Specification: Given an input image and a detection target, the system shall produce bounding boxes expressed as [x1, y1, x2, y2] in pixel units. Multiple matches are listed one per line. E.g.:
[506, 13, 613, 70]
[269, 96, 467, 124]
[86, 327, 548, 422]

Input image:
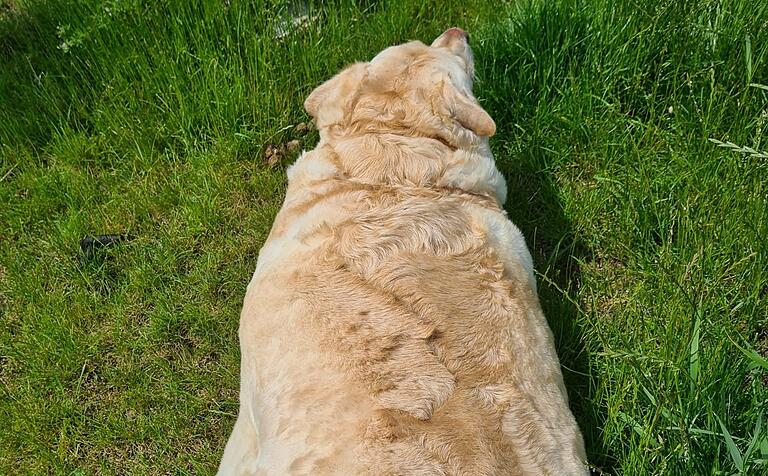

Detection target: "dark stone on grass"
[79, 234, 131, 259]
[264, 139, 303, 168]
[285, 139, 300, 152]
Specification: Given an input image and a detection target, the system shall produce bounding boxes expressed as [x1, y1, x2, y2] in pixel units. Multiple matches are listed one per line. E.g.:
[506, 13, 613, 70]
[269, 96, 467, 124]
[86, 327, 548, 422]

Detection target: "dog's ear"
[440, 77, 496, 137]
[304, 62, 368, 127]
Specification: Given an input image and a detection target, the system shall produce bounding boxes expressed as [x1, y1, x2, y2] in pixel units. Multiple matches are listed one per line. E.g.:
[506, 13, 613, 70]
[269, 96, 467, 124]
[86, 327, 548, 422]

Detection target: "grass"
[1, 0, 766, 473]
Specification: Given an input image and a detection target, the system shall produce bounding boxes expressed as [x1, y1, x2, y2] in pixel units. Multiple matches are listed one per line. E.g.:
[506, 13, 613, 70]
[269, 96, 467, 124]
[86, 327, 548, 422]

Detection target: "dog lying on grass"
[218, 28, 589, 475]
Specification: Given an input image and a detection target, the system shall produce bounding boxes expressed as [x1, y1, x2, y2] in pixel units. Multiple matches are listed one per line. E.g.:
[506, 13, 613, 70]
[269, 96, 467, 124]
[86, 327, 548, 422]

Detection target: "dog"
[218, 28, 589, 475]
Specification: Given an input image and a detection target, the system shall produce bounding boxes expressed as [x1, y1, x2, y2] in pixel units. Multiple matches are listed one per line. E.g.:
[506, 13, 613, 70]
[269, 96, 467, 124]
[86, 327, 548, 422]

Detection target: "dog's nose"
[431, 27, 470, 49]
[444, 27, 469, 43]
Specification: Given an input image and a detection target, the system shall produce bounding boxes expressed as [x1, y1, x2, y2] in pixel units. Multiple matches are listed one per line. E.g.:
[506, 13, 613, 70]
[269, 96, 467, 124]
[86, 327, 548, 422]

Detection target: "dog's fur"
[218, 29, 589, 475]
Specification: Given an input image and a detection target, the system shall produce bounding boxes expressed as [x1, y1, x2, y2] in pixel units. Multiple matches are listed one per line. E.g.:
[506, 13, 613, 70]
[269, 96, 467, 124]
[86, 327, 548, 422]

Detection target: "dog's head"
[305, 28, 495, 147]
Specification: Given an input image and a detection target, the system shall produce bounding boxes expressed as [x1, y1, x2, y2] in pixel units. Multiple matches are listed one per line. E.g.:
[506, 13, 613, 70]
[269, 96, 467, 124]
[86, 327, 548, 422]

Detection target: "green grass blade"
[689, 315, 701, 394]
[729, 337, 768, 371]
[745, 34, 753, 84]
[744, 412, 763, 462]
[716, 414, 745, 472]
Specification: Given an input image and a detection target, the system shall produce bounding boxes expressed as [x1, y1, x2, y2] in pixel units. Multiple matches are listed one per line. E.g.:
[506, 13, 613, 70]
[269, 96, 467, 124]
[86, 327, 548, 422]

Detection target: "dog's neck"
[287, 130, 508, 206]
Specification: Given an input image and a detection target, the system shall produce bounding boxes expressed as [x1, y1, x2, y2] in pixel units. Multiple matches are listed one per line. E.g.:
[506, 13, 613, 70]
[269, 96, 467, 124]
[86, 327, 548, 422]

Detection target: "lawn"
[1, 0, 767, 474]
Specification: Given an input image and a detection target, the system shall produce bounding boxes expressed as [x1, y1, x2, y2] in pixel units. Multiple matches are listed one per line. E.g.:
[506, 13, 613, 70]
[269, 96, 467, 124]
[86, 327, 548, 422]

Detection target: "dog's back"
[219, 31, 588, 475]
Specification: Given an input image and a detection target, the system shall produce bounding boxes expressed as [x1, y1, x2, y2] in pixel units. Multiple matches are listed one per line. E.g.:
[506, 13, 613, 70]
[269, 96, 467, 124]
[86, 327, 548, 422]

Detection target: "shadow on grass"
[500, 157, 611, 473]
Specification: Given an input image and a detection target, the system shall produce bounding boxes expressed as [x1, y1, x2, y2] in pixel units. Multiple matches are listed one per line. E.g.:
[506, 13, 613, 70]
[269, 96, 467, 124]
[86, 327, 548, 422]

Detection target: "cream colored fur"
[218, 29, 589, 475]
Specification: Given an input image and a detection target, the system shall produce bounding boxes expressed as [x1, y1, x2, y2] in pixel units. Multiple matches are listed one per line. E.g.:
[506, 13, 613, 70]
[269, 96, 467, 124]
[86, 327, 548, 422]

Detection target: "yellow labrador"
[218, 28, 589, 475]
